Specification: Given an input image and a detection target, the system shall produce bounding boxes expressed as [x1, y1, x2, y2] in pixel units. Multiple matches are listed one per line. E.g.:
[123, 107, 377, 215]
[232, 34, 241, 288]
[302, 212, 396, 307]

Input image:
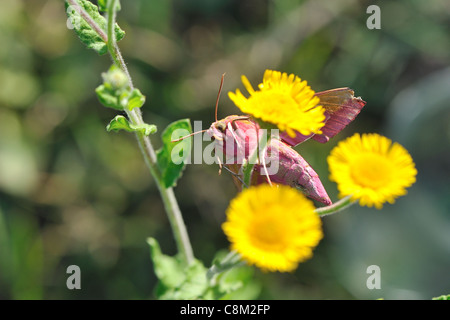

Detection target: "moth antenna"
[215, 73, 226, 123]
[171, 129, 207, 142]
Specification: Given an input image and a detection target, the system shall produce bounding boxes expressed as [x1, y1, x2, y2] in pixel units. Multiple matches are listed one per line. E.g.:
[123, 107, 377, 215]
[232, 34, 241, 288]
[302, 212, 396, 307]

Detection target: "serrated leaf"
[160, 260, 209, 300]
[147, 237, 208, 300]
[156, 119, 192, 188]
[106, 115, 157, 136]
[147, 238, 185, 293]
[205, 250, 261, 300]
[66, 0, 125, 55]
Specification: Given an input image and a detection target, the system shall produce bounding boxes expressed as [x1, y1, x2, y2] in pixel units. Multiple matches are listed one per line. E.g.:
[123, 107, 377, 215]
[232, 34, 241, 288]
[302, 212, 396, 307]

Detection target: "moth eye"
[216, 122, 226, 132]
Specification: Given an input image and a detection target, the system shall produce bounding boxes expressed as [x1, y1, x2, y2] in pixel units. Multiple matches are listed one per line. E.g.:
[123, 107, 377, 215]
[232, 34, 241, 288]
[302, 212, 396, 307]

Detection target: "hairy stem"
[105, 1, 133, 89]
[68, 0, 194, 265]
[105, 0, 193, 265]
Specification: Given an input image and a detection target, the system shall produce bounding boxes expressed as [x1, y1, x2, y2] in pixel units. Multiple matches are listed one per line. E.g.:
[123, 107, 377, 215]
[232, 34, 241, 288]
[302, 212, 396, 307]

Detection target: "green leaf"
[217, 265, 261, 300]
[106, 115, 157, 136]
[96, 66, 146, 111]
[147, 238, 186, 293]
[98, 0, 121, 12]
[66, 0, 125, 55]
[164, 259, 209, 300]
[204, 250, 261, 300]
[95, 84, 121, 110]
[96, 65, 138, 110]
[97, 0, 107, 11]
[122, 88, 146, 111]
[147, 238, 208, 300]
[156, 119, 192, 188]
[432, 294, 450, 300]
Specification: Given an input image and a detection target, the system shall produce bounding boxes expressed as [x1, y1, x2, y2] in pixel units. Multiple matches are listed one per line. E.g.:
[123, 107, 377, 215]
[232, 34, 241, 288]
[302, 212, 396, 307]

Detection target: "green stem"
[104, 0, 194, 265]
[206, 250, 243, 284]
[315, 195, 356, 217]
[105, 0, 133, 88]
[242, 128, 271, 188]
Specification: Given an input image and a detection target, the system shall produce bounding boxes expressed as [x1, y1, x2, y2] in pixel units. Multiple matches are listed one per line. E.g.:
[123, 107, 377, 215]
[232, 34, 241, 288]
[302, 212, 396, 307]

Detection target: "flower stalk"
[206, 250, 243, 284]
[242, 126, 272, 188]
[315, 195, 356, 217]
[70, 0, 194, 265]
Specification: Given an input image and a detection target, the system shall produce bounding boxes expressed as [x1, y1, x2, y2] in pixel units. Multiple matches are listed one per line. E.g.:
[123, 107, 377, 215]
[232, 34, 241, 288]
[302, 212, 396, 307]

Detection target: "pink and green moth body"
[206, 87, 365, 206]
[206, 115, 332, 205]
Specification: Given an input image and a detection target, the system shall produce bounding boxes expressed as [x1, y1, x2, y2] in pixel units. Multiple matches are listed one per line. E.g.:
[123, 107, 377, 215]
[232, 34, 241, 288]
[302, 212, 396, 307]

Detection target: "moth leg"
[227, 122, 242, 149]
[259, 146, 273, 187]
[216, 155, 223, 175]
[222, 165, 248, 188]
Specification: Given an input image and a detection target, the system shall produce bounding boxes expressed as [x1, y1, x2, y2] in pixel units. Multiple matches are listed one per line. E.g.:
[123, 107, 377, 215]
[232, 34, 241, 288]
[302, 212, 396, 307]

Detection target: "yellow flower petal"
[327, 133, 417, 209]
[228, 70, 326, 136]
[222, 184, 323, 272]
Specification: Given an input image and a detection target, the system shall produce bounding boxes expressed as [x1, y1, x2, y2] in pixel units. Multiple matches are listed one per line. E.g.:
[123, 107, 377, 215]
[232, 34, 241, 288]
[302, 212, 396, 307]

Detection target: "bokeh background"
[0, 0, 449, 300]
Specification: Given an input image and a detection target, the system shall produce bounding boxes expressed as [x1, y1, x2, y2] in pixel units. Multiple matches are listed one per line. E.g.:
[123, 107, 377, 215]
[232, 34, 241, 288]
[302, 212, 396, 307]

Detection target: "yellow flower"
[228, 70, 326, 137]
[222, 184, 323, 272]
[328, 133, 417, 209]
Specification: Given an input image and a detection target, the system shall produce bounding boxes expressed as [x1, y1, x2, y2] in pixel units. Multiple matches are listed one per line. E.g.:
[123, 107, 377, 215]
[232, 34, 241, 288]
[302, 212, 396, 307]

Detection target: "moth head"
[215, 120, 227, 132]
[206, 120, 227, 141]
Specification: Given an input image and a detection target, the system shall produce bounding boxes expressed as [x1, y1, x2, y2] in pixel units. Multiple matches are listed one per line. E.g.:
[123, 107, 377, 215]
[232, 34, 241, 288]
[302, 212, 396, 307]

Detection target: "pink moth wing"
[281, 88, 366, 146]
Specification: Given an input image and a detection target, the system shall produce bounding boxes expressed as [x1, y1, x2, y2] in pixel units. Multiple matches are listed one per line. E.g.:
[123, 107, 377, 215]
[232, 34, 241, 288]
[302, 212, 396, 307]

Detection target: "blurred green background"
[0, 0, 449, 300]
